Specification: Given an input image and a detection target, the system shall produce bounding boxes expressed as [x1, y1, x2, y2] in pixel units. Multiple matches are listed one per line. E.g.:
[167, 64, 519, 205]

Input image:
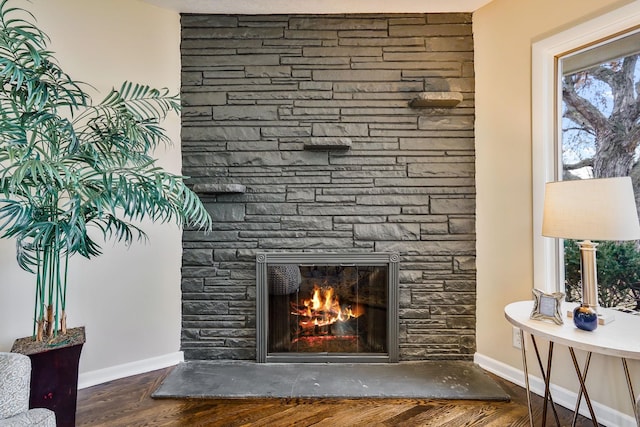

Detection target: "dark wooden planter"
[11, 327, 86, 427]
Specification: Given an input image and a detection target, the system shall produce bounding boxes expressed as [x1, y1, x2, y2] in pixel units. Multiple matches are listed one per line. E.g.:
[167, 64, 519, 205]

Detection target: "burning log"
[291, 285, 364, 332]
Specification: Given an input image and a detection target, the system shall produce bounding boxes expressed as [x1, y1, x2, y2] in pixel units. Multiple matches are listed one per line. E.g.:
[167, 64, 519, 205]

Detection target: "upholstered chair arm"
[0, 353, 30, 420]
[0, 352, 56, 426]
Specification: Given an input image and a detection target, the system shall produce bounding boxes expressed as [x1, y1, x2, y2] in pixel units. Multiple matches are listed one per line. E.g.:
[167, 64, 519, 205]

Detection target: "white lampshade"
[542, 177, 640, 241]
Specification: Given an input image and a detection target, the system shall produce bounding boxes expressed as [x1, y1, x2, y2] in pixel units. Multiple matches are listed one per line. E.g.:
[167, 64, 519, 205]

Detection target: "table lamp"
[542, 177, 640, 331]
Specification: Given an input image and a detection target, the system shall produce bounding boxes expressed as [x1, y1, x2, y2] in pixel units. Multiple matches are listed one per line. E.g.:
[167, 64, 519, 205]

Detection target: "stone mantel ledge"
[304, 137, 352, 151]
[193, 183, 246, 194]
[409, 92, 464, 108]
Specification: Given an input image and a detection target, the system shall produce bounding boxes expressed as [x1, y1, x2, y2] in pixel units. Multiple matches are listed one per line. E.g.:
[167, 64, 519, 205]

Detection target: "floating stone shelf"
[304, 137, 352, 151]
[409, 92, 463, 108]
[193, 183, 246, 194]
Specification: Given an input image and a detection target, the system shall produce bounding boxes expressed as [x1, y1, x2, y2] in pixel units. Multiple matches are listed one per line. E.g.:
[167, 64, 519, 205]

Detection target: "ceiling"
[142, 0, 494, 14]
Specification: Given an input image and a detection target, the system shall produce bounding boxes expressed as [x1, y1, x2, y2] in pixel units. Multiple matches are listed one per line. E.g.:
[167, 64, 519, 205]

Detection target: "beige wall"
[474, 0, 639, 420]
[0, 0, 182, 377]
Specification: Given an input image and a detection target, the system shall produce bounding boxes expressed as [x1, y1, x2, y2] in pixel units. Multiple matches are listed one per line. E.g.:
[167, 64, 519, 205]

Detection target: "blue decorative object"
[573, 304, 598, 331]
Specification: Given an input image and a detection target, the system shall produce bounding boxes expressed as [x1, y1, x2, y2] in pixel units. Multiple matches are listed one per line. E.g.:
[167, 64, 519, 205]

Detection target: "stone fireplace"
[180, 13, 476, 363]
[256, 252, 399, 363]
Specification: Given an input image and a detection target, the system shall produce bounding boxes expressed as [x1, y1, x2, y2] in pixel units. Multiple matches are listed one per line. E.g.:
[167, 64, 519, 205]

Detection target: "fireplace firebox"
[256, 252, 399, 363]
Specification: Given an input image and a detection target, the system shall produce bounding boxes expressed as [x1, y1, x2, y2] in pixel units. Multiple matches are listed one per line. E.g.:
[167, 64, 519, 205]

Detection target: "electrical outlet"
[512, 326, 522, 349]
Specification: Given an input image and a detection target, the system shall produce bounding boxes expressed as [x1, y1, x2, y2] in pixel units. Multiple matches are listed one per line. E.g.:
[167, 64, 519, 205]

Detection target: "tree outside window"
[561, 36, 640, 308]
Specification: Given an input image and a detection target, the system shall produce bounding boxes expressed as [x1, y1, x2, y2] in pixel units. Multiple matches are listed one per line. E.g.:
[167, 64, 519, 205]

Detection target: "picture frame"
[530, 288, 564, 325]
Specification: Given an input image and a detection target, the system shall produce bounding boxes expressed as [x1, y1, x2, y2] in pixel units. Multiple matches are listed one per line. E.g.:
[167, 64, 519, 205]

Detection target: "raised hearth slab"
[152, 361, 510, 401]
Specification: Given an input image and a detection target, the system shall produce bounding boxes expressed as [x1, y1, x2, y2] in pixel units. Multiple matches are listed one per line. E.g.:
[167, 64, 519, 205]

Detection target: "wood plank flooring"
[76, 366, 600, 426]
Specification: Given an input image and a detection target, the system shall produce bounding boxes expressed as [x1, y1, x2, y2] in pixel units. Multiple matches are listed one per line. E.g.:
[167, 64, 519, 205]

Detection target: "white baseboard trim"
[78, 351, 184, 390]
[474, 352, 637, 427]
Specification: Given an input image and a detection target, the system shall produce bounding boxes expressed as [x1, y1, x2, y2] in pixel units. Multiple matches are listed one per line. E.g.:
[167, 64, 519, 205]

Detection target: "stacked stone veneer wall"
[180, 13, 476, 361]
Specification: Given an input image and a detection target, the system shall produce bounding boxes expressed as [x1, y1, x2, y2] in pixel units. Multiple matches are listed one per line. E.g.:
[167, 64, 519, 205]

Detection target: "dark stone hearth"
[152, 361, 509, 400]
[180, 13, 476, 362]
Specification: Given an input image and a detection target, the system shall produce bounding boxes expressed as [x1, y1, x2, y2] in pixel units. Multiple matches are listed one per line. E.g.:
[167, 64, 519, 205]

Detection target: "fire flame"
[292, 285, 363, 329]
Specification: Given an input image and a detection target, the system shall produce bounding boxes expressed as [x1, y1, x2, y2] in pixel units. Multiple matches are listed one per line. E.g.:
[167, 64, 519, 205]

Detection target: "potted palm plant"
[0, 1, 211, 425]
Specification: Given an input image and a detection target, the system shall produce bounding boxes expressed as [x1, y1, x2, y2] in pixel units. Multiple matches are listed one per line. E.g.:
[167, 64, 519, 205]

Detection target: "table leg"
[541, 342, 554, 427]
[520, 329, 534, 427]
[621, 358, 638, 426]
[568, 347, 598, 426]
[570, 351, 591, 427]
[531, 336, 562, 426]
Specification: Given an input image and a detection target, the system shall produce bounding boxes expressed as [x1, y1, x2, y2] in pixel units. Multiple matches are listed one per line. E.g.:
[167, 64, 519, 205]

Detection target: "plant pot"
[11, 327, 86, 427]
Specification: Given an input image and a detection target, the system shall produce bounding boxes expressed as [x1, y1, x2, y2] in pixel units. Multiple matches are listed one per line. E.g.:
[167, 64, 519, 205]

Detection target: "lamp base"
[573, 304, 598, 331]
[566, 307, 615, 325]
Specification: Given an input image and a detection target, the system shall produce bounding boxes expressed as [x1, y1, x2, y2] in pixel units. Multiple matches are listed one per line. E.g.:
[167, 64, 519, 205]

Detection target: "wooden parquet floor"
[76, 366, 600, 427]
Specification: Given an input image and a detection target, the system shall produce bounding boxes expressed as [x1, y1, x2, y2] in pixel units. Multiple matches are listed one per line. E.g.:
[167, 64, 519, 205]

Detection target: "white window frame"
[532, 2, 640, 293]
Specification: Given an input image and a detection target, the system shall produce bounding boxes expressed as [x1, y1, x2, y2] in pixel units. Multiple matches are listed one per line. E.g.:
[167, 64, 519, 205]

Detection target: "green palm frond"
[107, 82, 180, 120]
[0, 199, 32, 237]
[75, 81, 179, 155]
[90, 214, 148, 248]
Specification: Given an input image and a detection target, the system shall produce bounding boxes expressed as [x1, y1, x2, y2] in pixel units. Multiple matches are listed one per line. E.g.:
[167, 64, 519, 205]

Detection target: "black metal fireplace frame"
[256, 252, 399, 363]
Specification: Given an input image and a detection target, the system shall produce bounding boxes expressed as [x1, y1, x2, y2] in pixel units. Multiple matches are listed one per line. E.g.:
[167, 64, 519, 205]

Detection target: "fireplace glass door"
[256, 253, 399, 363]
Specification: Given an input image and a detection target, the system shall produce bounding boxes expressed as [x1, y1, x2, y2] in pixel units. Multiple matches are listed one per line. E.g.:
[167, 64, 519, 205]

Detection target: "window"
[558, 31, 640, 308]
[532, 3, 640, 303]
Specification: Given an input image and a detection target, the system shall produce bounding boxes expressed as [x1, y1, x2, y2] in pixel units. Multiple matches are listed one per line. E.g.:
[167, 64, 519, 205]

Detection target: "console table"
[504, 300, 640, 427]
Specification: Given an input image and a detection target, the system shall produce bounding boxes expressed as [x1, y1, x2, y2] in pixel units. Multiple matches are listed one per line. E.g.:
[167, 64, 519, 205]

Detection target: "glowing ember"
[291, 285, 363, 330]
